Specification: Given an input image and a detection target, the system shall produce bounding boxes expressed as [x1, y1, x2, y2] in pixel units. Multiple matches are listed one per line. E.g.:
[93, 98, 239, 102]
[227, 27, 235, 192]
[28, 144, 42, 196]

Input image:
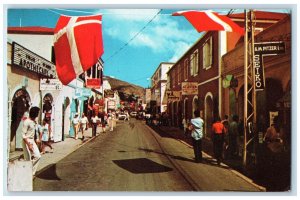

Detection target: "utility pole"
[243, 9, 256, 167]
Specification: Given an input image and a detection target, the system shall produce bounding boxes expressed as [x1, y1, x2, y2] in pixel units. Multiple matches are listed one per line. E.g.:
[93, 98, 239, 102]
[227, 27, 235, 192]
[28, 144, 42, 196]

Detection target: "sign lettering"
[12, 42, 56, 78]
[254, 42, 286, 91]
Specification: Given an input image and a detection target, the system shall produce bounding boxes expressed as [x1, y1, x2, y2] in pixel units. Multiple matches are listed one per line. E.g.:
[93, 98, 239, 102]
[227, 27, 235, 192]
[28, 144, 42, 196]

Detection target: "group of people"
[21, 106, 53, 176]
[185, 111, 242, 165]
[72, 110, 116, 140]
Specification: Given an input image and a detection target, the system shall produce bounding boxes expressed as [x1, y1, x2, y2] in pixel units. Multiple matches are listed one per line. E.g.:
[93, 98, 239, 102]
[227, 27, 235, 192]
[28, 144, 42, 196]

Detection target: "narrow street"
[33, 119, 263, 192]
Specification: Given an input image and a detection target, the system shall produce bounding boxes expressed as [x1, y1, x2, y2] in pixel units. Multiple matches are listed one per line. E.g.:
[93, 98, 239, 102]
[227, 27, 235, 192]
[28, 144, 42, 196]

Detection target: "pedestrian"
[188, 109, 204, 163]
[228, 115, 239, 158]
[40, 118, 53, 154]
[108, 110, 115, 131]
[212, 116, 225, 165]
[79, 113, 89, 140]
[98, 111, 107, 133]
[222, 115, 230, 158]
[91, 112, 100, 137]
[72, 113, 80, 140]
[21, 106, 41, 176]
[182, 116, 188, 135]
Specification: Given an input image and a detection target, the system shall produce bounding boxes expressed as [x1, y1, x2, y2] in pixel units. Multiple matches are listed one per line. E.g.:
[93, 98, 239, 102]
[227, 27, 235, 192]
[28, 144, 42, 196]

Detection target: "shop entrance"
[204, 94, 213, 138]
[10, 88, 31, 151]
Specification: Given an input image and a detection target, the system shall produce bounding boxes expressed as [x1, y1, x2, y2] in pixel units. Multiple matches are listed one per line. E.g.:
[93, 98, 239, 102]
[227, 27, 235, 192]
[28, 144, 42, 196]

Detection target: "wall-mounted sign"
[254, 41, 285, 91]
[12, 42, 56, 78]
[182, 82, 198, 95]
[107, 100, 116, 109]
[86, 78, 101, 89]
[40, 79, 62, 91]
[105, 90, 115, 98]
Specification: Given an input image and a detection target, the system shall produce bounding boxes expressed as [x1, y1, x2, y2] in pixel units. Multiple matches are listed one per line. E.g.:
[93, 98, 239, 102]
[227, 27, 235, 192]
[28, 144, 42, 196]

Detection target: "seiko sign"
[12, 42, 56, 78]
[254, 41, 285, 91]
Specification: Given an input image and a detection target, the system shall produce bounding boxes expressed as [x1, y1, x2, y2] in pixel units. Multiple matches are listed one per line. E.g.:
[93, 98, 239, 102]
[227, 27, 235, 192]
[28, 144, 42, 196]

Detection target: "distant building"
[150, 62, 174, 114]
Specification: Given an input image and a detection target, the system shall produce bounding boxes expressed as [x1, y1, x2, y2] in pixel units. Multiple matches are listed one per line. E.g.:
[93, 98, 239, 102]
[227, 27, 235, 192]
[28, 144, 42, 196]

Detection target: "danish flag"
[172, 10, 244, 35]
[54, 15, 104, 85]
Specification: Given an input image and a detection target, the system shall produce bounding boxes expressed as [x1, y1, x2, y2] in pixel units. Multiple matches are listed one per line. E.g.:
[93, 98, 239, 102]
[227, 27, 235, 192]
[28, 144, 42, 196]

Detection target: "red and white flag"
[172, 10, 244, 35]
[54, 15, 104, 85]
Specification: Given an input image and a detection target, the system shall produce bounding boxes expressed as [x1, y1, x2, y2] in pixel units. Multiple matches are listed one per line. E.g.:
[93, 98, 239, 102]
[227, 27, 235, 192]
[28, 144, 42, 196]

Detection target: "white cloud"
[102, 9, 202, 62]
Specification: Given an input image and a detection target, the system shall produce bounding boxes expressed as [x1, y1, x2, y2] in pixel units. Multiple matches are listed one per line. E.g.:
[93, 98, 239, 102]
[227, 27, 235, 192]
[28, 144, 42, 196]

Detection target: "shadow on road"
[36, 164, 61, 180]
[138, 147, 231, 169]
[112, 158, 173, 174]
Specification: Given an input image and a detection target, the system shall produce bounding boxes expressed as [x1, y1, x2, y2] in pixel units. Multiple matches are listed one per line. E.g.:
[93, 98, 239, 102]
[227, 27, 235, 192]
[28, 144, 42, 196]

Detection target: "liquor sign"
[40, 79, 63, 91]
[182, 82, 198, 95]
[254, 41, 285, 91]
[86, 78, 101, 89]
[12, 42, 56, 78]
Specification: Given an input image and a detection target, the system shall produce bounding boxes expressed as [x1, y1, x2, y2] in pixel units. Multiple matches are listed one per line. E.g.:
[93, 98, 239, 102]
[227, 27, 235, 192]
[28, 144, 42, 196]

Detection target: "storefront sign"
[75, 88, 91, 98]
[40, 79, 62, 90]
[254, 41, 285, 91]
[182, 82, 198, 95]
[86, 78, 101, 89]
[253, 54, 265, 91]
[105, 90, 115, 98]
[12, 42, 56, 78]
[107, 100, 116, 109]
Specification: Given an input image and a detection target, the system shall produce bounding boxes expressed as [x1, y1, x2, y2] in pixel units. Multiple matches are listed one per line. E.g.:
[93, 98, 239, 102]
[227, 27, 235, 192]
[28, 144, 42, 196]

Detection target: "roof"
[229, 10, 288, 21]
[8, 26, 54, 35]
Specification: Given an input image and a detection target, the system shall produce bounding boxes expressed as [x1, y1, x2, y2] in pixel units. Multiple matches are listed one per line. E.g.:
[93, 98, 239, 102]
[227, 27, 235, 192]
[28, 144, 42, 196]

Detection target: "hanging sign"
[182, 82, 198, 95]
[86, 78, 101, 89]
[40, 79, 63, 90]
[12, 42, 56, 78]
[75, 88, 91, 98]
[254, 41, 285, 91]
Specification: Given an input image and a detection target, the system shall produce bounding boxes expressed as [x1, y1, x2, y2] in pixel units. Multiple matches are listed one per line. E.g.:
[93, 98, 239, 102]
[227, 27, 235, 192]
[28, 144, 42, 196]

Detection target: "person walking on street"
[222, 115, 229, 158]
[79, 113, 89, 140]
[21, 106, 41, 176]
[91, 112, 100, 137]
[40, 118, 53, 154]
[188, 110, 204, 163]
[72, 113, 80, 140]
[108, 110, 114, 131]
[212, 116, 225, 165]
[228, 115, 239, 158]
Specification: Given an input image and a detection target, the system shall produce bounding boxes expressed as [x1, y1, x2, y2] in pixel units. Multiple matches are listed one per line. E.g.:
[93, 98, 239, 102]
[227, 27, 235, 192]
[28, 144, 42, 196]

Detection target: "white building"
[7, 26, 87, 148]
[150, 62, 174, 113]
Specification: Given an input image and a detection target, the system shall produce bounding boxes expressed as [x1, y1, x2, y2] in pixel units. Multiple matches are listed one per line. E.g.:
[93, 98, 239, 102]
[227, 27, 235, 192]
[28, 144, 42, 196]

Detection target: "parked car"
[118, 112, 127, 120]
[130, 111, 137, 117]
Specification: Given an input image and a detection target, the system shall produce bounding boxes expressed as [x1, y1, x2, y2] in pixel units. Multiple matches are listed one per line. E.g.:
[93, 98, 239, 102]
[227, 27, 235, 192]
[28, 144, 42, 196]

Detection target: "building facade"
[166, 11, 287, 138]
[150, 62, 174, 114]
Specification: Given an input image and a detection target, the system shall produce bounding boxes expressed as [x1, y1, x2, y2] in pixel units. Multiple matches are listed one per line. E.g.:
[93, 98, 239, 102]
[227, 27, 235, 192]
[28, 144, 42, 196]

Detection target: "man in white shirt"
[72, 113, 80, 140]
[22, 106, 41, 176]
[79, 113, 89, 140]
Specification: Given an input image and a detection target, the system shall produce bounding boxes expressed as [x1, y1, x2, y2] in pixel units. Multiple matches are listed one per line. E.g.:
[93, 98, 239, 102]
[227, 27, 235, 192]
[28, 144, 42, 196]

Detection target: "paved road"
[33, 119, 264, 192]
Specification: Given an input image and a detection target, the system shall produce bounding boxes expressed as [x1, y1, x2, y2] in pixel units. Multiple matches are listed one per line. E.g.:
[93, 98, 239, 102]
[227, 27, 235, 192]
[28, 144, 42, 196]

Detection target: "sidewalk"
[8, 125, 108, 173]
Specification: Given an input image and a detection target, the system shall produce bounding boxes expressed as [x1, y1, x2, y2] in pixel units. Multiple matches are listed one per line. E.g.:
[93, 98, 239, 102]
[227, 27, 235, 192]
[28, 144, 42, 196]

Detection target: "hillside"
[104, 76, 145, 100]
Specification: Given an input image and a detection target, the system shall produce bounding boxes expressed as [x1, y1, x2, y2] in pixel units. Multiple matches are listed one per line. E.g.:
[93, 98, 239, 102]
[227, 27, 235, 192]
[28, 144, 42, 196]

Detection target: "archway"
[192, 96, 199, 118]
[43, 93, 53, 122]
[204, 93, 213, 138]
[10, 88, 31, 151]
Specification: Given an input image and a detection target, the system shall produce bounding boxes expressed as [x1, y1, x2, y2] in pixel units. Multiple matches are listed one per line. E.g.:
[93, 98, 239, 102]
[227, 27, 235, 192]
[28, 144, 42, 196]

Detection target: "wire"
[103, 9, 162, 63]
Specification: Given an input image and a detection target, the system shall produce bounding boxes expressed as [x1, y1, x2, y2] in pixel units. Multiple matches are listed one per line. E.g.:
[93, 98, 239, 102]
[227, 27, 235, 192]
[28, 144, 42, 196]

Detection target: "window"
[184, 59, 188, 80]
[203, 37, 213, 70]
[177, 64, 181, 85]
[190, 49, 199, 76]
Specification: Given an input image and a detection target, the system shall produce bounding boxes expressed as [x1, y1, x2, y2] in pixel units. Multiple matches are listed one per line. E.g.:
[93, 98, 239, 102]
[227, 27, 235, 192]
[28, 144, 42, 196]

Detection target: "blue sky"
[7, 8, 290, 88]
